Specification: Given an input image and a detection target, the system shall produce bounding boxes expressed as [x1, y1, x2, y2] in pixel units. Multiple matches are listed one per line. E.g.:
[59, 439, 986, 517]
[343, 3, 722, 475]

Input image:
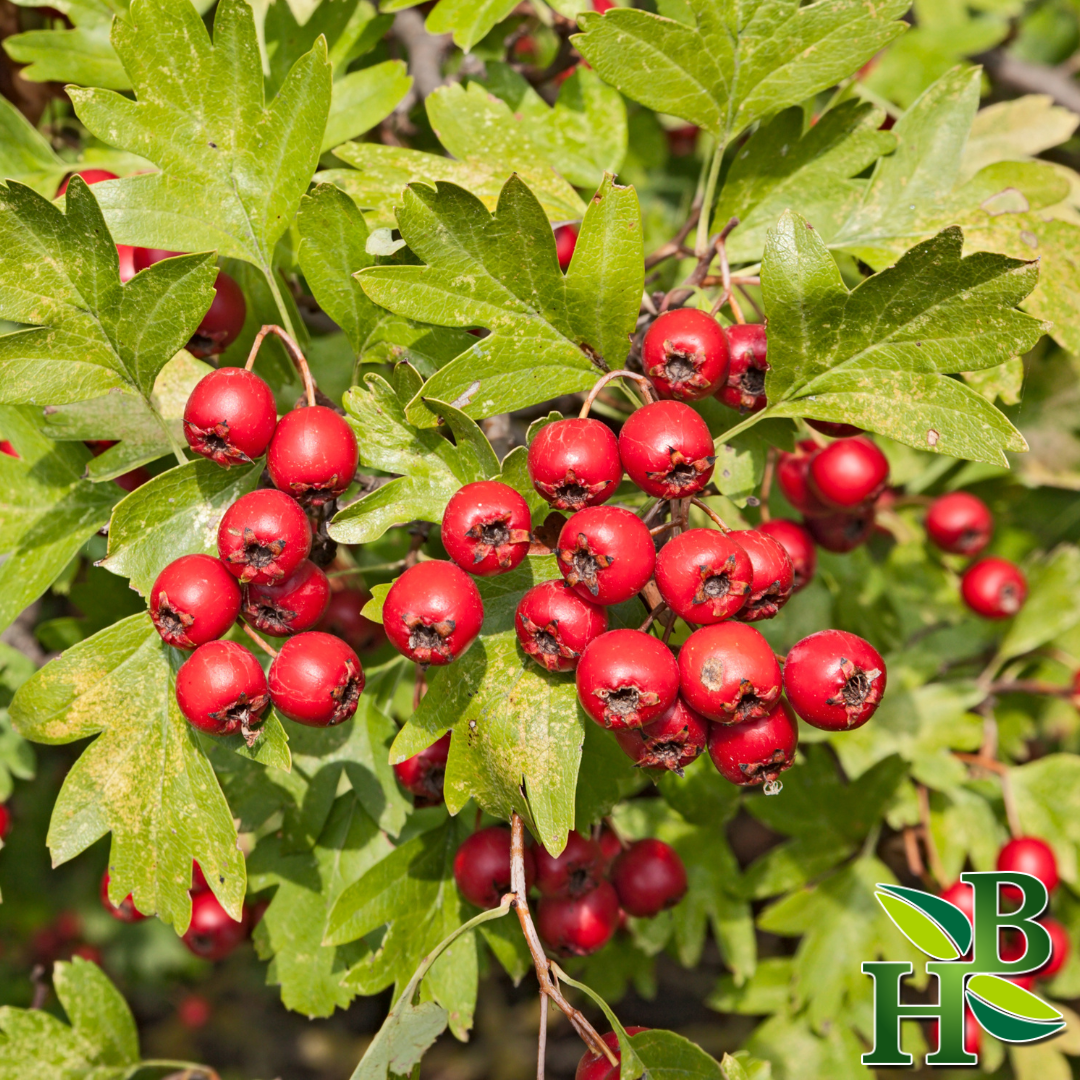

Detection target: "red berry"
[515, 579, 608, 672]
[618, 401, 715, 499]
[527, 418, 622, 511]
[0, 803, 8, 841]
[1036, 918, 1070, 980]
[267, 406, 359, 506]
[217, 489, 312, 585]
[556, 225, 578, 270]
[383, 560, 484, 665]
[591, 0, 615, 11]
[441, 480, 532, 576]
[188, 271, 246, 359]
[150, 554, 242, 650]
[175, 640, 269, 743]
[807, 437, 889, 510]
[707, 700, 798, 786]
[806, 419, 863, 438]
[453, 826, 535, 909]
[100, 871, 149, 922]
[56, 168, 117, 196]
[576, 629, 679, 730]
[177, 993, 212, 1029]
[317, 587, 384, 653]
[653, 528, 752, 623]
[757, 519, 817, 592]
[961, 558, 1027, 619]
[678, 622, 781, 723]
[191, 860, 211, 894]
[614, 695, 708, 773]
[596, 826, 623, 873]
[733, 529, 794, 622]
[610, 838, 687, 917]
[183, 368, 277, 466]
[642, 308, 730, 401]
[804, 507, 875, 553]
[267, 631, 364, 727]
[242, 559, 330, 636]
[393, 732, 451, 805]
[132, 247, 183, 272]
[536, 879, 620, 956]
[997, 836, 1058, 902]
[0, 440, 16, 457]
[940, 881, 974, 926]
[925, 492, 993, 556]
[776, 441, 830, 516]
[534, 830, 603, 898]
[182, 890, 249, 961]
[556, 506, 655, 606]
[715, 323, 768, 414]
[783, 629, 886, 731]
[576, 1029, 650, 1080]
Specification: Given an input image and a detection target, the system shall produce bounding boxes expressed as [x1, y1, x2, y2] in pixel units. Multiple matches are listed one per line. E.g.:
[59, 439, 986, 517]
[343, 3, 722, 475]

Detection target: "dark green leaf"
[0, 93, 67, 197]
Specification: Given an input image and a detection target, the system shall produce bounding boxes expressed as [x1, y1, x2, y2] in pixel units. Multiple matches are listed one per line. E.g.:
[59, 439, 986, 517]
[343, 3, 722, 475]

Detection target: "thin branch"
[902, 826, 925, 880]
[245, 324, 316, 407]
[954, 751, 1023, 837]
[689, 496, 731, 532]
[643, 203, 702, 270]
[758, 447, 776, 522]
[987, 679, 1074, 698]
[578, 370, 658, 417]
[916, 783, 946, 886]
[537, 993, 548, 1080]
[241, 622, 279, 658]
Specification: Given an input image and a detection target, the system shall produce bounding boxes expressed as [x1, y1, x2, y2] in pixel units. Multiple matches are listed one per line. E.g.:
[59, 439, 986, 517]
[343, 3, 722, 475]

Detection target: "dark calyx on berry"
[647, 448, 714, 493]
[558, 533, 614, 597]
[405, 616, 456, 664]
[831, 658, 882, 718]
[213, 690, 269, 747]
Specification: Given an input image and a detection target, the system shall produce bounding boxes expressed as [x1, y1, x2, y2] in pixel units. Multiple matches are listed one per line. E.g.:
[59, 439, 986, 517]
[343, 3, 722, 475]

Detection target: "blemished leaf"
[572, 0, 908, 142]
[999, 547, 1080, 661]
[0, 93, 67, 198]
[323, 61, 413, 154]
[9, 613, 247, 931]
[960, 95, 1080, 181]
[550, 968, 645, 1080]
[875, 884, 972, 956]
[874, 891, 962, 961]
[632, 1029, 725, 1079]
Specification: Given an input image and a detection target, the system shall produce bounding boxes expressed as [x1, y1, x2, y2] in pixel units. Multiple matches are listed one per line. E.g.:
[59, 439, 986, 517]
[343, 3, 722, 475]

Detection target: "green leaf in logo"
[966, 975, 1065, 1043]
[874, 891, 962, 960]
[877, 883, 973, 956]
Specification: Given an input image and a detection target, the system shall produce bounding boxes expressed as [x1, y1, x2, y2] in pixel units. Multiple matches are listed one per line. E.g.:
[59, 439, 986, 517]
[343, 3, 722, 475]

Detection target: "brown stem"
[537, 992, 548, 1080]
[987, 679, 1074, 698]
[578, 370, 658, 417]
[916, 783, 946, 886]
[689, 496, 731, 532]
[643, 203, 702, 270]
[661, 607, 678, 645]
[757, 448, 776, 522]
[649, 521, 678, 537]
[241, 622, 279, 658]
[413, 663, 427, 711]
[245, 324, 316, 407]
[30, 965, 48, 1009]
[902, 825, 925, 880]
[405, 522, 431, 568]
[638, 602, 667, 633]
[954, 752, 1022, 837]
[736, 283, 765, 321]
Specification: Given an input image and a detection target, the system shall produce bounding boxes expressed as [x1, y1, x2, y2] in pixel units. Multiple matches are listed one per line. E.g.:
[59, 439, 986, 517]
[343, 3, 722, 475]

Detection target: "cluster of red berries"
[453, 825, 686, 956]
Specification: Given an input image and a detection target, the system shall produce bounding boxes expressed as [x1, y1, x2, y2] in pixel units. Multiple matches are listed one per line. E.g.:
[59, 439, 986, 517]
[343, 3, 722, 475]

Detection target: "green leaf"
[631, 1029, 725, 1079]
[876, 884, 972, 956]
[999, 547, 1080, 660]
[746, 1012, 870, 1080]
[1009, 755, 1080, 886]
[708, 956, 794, 1015]
[551, 968, 645, 1080]
[421, 0, 517, 50]
[0, 704, 36, 804]
[961, 95, 1080, 180]
[0, 93, 67, 198]
[874, 892, 962, 960]
[323, 61, 413, 154]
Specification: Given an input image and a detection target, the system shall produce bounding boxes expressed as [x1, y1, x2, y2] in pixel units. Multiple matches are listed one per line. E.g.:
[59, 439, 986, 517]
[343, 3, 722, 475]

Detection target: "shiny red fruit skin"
[243, 559, 330, 637]
[591, 0, 615, 12]
[618, 401, 715, 499]
[132, 247, 183, 272]
[576, 629, 680, 730]
[804, 507, 875, 553]
[56, 169, 117, 196]
[961, 558, 1027, 619]
[175, 641, 269, 739]
[940, 881, 974, 926]
[268, 631, 364, 726]
[100, 871, 148, 923]
[807, 437, 889, 509]
[597, 827, 623, 872]
[527, 418, 622, 511]
[217, 489, 312, 585]
[678, 622, 782, 723]
[267, 406, 359, 506]
[534, 831, 603, 898]
[997, 836, 1059, 902]
[610, 838, 687, 917]
[576, 1028, 650, 1080]
[441, 480, 532, 576]
[0, 803, 8, 840]
[556, 506, 655, 606]
[776, 441, 830, 516]
[318, 588, 384, 653]
[536, 879, 620, 956]
[613, 695, 708, 772]
[191, 861, 211, 894]
[183, 367, 278, 466]
[0, 440, 16, 458]
[707, 700, 798, 786]
[805, 419, 863, 438]
[454, 826, 535, 908]
[393, 732, 451, 804]
[654, 528, 752, 623]
[925, 492, 993, 556]
[383, 560, 484, 665]
[715, 323, 768, 413]
[555, 225, 578, 270]
[150, 554, 242, 649]
[758, 519, 817, 592]
[733, 529, 794, 622]
[783, 629, 886, 731]
[182, 890, 249, 961]
[515, 579, 608, 672]
[1037, 918, 1070, 979]
[188, 271, 246, 358]
[642, 308, 730, 401]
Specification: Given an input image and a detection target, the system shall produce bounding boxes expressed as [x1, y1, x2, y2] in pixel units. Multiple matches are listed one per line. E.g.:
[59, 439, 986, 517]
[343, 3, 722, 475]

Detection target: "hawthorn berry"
[925, 492, 993, 555]
[733, 529, 794, 622]
[0, 802, 8, 841]
[807, 437, 889, 509]
[641, 308, 730, 401]
[776, 441, 830, 516]
[183, 368, 277, 466]
[610, 838, 687, 917]
[783, 629, 886, 731]
[555, 225, 578, 270]
[131, 247, 183, 272]
[442, 480, 532, 576]
[757, 519, 817, 592]
[242, 559, 330, 637]
[182, 890, 249, 961]
[191, 860, 211, 894]
[383, 560, 484, 665]
[596, 826, 623, 873]
[707, 700, 798, 787]
[515, 579, 608, 672]
[536, 878, 620, 956]
[177, 993, 212, 1030]
[217, 489, 312, 585]
[575, 1029, 650, 1080]
[961, 558, 1027, 619]
[653, 528, 752, 623]
[266, 406, 359, 506]
[997, 836, 1059, 902]
[1036, 918, 1070, 980]
[453, 826, 535, 908]
[393, 732, 452, 805]
[100, 871, 148, 923]
[175, 640, 270, 744]
[806, 419, 862, 438]
[715, 323, 768, 413]
[619, 400, 715, 499]
[150, 554, 242, 649]
[527, 418, 622, 511]
[591, 0, 616, 11]
[613, 695, 708, 773]
[534, 831, 603, 898]
[57, 168, 117, 195]
[576, 629, 680, 730]
[317, 587, 384, 653]
[268, 631, 364, 726]
[678, 622, 782, 723]
[940, 880, 974, 926]
[556, 506, 655, 606]
[0, 440, 16, 457]
[188, 272, 246, 359]
[804, 507, 876, 553]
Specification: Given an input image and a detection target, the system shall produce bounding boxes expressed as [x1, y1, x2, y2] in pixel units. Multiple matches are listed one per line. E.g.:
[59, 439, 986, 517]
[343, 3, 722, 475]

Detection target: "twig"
[976, 49, 1080, 115]
[916, 783, 946, 886]
[638, 602, 667, 633]
[245, 324, 316, 407]
[241, 622, 279, 658]
[758, 448, 776, 522]
[661, 607, 678, 645]
[413, 663, 426, 711]
[30, 965, 48, 1009]
[537, 993, 548, 1080]
[578, 370, 658, 417]
[689, 496, 731, 532]
[643, 203, 702, 270]
[987, 679, 1073, 698]
[954, 752, 1022, 837]
[902, 826, 925, 880]
[708, 218, 743, 323]
[405, 522, 432, 568]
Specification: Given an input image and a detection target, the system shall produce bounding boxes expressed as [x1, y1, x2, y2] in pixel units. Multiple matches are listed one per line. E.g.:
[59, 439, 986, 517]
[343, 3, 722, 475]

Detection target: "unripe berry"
[100, 871, 148, 923]
[806, 419, 863, 438]
[515, 579, 608, 672]
[183, 368, 277, 466]
[266, 406, 359, 506]
[997, 836, 1058, 903]
[150, 554, 242, 650]
[534, 830, 603, 898]
[807, 437, 889, 510]
[556, 506, 655, 605]
[707, 700, 798, 786]
[576, 1029, 650, 1080]
[783, 629, 886, 731]
[642, 308, 730, 401]
[940, 881, 974, 926]
[576, 629, 679, 730]
[678, 622, 781, 723]
[188, 271, 246, 359]
[527, 418, 622, 511]
[393, 732, 451, 805]
[733, 529, 794, 622]
[243, 559, 330, 636]
[618, 401, 715, 499]
[613, 695, 708, 773]
[610, 838, 687, 917]
[555, 225, 578, 270]
[536, 878, 620, 956]
[453, 826, 535, 908]
[925, 492, 993, 556]
[268, 631, 364, 727]
[182, 890, 249, 961]
[317, 587, 384, 653]
[383, 561, 484, 665]
[441, 480, 532, 576]
[1036, 918, 1070, 980]
[804, 507, 875, 553]
[757, 518, 817, 592]
[217, 489, 312, 585]
[776, 441, 830, 516]
[961, 558, 1027, 619]
[653, 528, 752, 623]
[715, 323, 768, 413]
[175, 641, 269, 744]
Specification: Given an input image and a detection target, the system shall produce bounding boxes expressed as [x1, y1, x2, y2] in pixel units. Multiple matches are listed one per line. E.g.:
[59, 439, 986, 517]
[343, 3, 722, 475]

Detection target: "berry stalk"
[244, 324, 317, 408]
